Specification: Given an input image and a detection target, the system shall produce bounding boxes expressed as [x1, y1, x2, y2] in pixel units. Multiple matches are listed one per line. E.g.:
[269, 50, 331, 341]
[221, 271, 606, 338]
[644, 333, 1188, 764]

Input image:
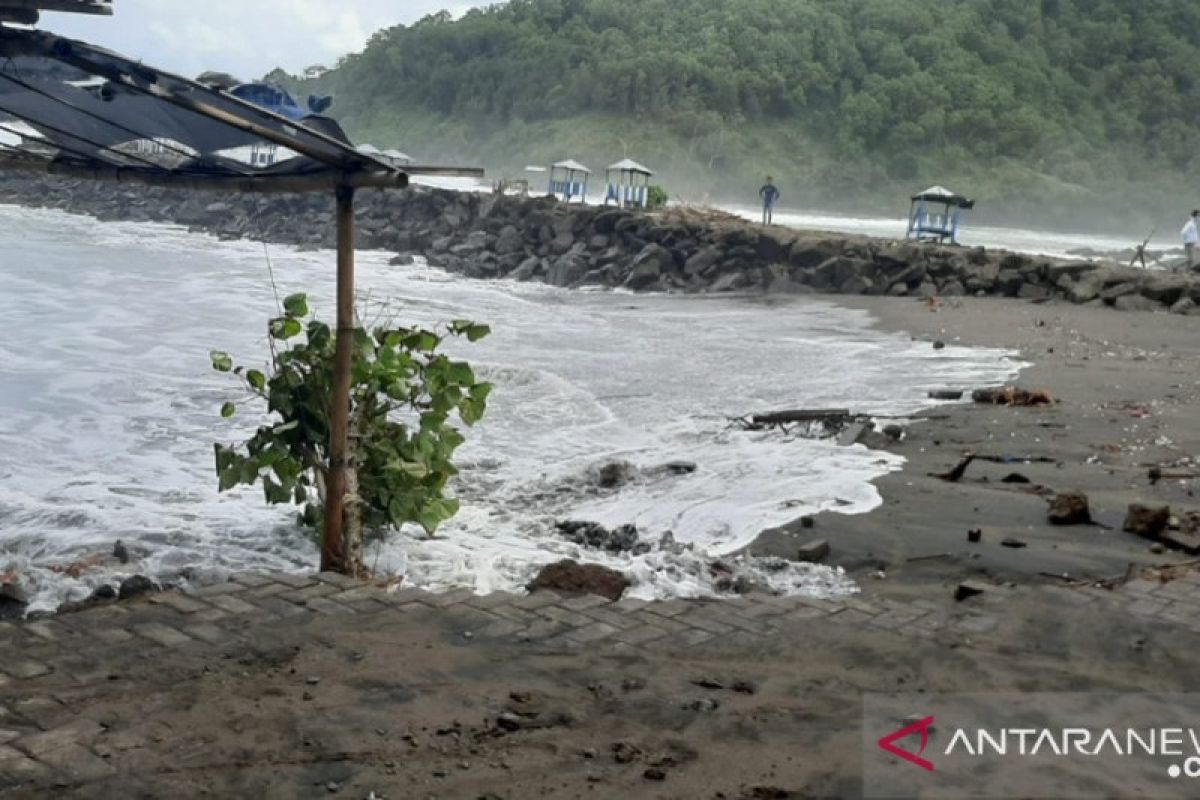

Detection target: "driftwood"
[932, 454, 976, 482]
[1149, 466, 1200, 485]
[730, 408, 855, 433]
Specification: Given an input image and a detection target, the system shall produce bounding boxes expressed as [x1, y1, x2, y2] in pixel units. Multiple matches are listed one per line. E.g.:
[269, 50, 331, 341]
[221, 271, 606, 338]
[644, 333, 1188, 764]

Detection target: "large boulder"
[494, 225, 524, 255]
[1045, 261, 1098, 285]
[0, 582, 27, 621]
[623, 244, 675, 290]
[1141, 273, 1189, 305]
[1114, 294, 1159, 312]
[709, 271, 749, 292]
[684, 247, 720, 277]
[789, 239, 842, 269]
[547, 253, 588, 287]
[528, 560, 628, 601]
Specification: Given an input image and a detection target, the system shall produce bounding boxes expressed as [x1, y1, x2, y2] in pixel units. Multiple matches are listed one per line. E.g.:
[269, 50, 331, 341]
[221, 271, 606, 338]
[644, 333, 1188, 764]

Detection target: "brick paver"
[0, 563, 1186, 793]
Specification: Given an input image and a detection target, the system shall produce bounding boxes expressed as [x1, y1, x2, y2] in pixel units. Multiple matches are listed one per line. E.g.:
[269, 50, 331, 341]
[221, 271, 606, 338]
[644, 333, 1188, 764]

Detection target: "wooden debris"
[933, 453, 976, 482]
[46, 551, 109, 578]
[972, 386, 1055, 406]
[730, 408, 857, 435]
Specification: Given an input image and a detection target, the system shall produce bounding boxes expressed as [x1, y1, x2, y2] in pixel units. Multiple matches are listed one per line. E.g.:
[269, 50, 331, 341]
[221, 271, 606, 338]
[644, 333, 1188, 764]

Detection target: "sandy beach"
[6, 295, 1200, 798]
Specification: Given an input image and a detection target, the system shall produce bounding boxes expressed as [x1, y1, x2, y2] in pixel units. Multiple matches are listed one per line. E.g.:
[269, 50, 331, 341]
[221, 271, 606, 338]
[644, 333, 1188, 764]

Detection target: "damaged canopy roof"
[0, 25, 414, 190]
[0, 1, 111, 24]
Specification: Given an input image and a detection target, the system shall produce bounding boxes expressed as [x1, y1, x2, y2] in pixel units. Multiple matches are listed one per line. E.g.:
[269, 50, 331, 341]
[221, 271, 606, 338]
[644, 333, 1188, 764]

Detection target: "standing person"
[759, 176, 780, 225]
[1183, 210, 1200, 270]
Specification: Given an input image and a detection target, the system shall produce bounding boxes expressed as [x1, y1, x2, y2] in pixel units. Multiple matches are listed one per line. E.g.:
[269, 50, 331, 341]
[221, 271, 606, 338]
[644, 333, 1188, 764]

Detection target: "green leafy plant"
[646, 184, 669, 210]
[211, 293, 492, 574]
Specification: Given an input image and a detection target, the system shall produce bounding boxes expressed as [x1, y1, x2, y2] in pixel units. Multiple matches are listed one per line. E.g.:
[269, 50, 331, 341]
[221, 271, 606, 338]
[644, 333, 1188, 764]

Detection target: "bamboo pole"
[321, 184, 356, 574]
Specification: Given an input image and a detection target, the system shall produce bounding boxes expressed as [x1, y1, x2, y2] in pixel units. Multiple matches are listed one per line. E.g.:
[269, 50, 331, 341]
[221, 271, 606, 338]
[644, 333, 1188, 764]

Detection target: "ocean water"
[0, 203, 1024, 613]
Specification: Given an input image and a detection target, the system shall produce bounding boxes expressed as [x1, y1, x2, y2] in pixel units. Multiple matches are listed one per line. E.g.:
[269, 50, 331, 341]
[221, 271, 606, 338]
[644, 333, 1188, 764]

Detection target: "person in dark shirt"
[759, 176, 780, 224]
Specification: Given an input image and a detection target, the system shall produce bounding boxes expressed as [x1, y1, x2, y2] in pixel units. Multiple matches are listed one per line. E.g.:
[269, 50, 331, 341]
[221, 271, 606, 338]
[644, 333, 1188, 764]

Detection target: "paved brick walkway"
[0, 568, 1184, 791]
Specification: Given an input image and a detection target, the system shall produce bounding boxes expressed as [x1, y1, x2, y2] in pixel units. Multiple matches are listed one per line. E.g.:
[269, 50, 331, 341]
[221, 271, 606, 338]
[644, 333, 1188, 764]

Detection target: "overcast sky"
[39, 1, 486, 80]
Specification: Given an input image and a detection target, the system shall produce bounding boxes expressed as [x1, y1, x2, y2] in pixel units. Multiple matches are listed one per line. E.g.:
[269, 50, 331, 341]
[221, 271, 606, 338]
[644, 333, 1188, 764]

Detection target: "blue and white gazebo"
[548, 159, 590, 203]
[604, 158, 653, 208]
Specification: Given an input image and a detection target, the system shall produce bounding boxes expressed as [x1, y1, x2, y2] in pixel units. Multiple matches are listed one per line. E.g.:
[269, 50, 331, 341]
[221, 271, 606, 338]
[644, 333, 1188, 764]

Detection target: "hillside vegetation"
[274, 0, 1200, 231]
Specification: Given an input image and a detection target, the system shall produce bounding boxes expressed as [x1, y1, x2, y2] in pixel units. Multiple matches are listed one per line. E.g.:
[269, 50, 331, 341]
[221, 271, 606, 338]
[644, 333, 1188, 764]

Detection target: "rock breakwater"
[2, 174, 1197, 313]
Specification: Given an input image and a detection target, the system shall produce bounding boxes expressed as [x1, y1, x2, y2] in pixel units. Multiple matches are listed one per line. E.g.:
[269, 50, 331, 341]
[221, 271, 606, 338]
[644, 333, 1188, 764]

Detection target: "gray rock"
[510, 256, 542, 282]
[1141, 273, 1189, 305]
[118, 574, 158, 601]
[839, 274, 873, 295]
[1171, 297, 1197, 315]
[1113, 294, 1159, 312]
[547, 254, 588, 287]
[995, 269, 1024, 296]
[709, 271, 748, 292]
[939, 279, 966, 297]
[796, 539, 831, 563]
[1100, 281, 1139, 302]
[916, 280, 939, 298]
[1018, 283, 1050, 300]
[684, 247, 720, 277]
[494, 225, 524, 255]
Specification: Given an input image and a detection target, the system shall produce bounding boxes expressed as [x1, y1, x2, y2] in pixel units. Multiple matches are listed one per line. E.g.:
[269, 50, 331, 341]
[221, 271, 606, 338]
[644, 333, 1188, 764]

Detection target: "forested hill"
[273, 0, 1200, 229]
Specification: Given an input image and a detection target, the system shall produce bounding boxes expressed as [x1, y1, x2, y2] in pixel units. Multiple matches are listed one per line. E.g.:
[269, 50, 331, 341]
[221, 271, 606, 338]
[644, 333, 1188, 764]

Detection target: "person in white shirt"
[1183, 210, 1200, 269]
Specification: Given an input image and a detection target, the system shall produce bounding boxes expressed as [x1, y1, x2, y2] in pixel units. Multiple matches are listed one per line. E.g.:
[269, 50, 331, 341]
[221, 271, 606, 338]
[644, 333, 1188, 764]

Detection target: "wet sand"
[753, 296, 1200, 592]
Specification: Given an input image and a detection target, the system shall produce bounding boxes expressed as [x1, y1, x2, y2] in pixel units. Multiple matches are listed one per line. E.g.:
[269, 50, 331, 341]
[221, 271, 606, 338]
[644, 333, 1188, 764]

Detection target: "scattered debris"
[955, 581, 988, 601]
[1001, 473, 1031, 484]
[933, 453, 976, 482]
[1149, 466, 1198, 485]
[643, 767, 667, 781]
[933, 340, 946, 350]
[730, 408, 857, 435]
[556, 520, 650, 555]
[1123, 505, 1171, 538]
[799, 516, 815, 529]
[907, 553, 953, 563]
[1047, 491, 1091, 525]
[928, 389, 964, 400]
[972, 386, 1055, 406]
[1001, 538, 1028, 549]
[612, 742, 643, 764]
[795, 540, 830, 564]
[967, 529, 983, 543]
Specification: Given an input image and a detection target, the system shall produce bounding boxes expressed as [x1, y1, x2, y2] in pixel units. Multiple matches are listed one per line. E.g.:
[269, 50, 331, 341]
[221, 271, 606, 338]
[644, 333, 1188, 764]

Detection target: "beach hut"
[906, 185, 975, 245]
[604, 158, 653, 208]
[548, 159, 590, 203]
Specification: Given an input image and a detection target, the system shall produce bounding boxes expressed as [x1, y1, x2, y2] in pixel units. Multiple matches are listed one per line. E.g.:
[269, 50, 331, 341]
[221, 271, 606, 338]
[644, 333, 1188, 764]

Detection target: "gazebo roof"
[552, 159, 591, 174]
[912, 185, 974, 209]
[607, 158, 652, 176]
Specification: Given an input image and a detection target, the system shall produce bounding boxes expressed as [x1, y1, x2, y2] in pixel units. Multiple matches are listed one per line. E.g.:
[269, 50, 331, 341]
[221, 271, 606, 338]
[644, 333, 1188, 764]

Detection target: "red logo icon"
[878, 716, 936, 772]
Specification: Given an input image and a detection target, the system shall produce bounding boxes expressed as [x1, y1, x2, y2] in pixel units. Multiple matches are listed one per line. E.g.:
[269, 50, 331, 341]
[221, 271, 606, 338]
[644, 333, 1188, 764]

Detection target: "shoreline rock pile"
[3, 174, 1199, 312]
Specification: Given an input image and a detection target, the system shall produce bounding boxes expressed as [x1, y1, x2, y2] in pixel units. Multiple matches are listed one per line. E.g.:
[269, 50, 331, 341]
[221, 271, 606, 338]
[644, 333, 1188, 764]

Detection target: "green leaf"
[465, 324, 491, 342]
[220, 401, 237, 418]
[246, 369, 267, 391]
[282, 293, 309, 318]
[218, 465, 241, 492]
[269, 317, 304, 340]
[210, 350, 233, 372]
